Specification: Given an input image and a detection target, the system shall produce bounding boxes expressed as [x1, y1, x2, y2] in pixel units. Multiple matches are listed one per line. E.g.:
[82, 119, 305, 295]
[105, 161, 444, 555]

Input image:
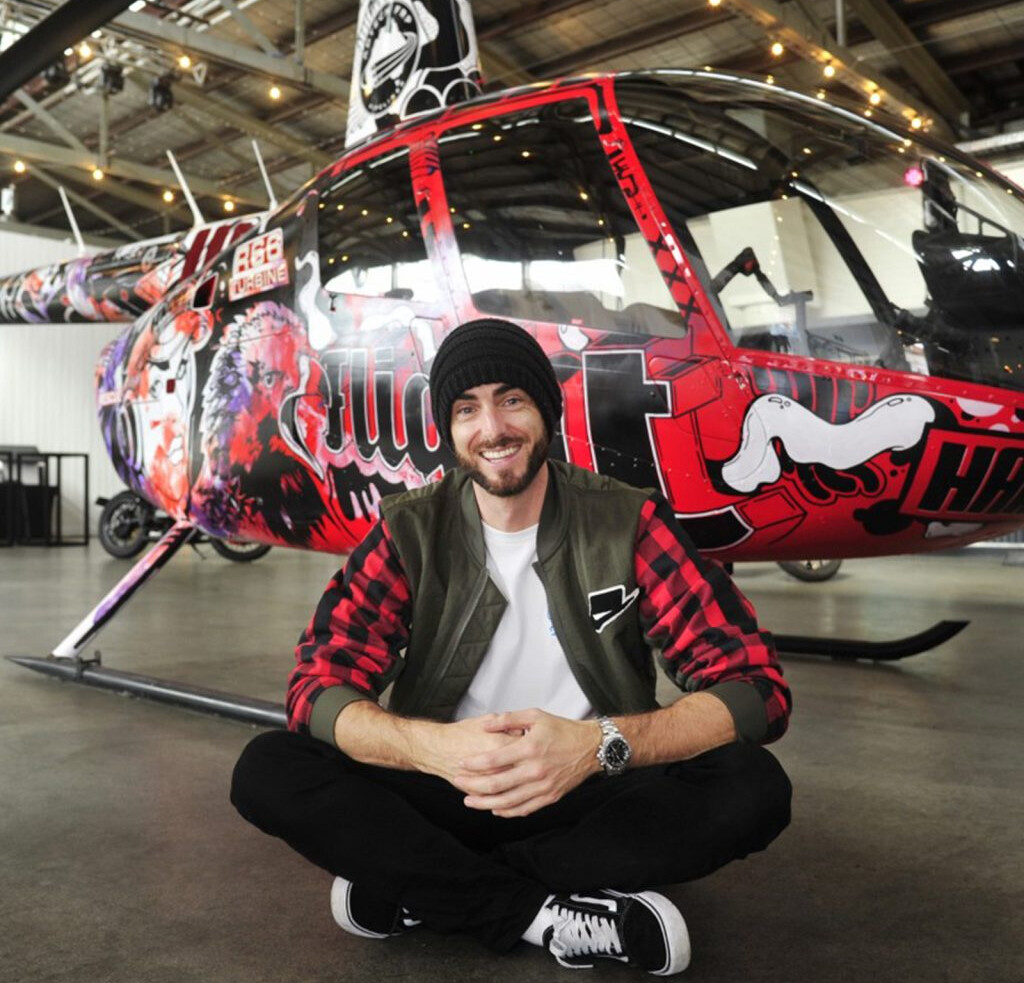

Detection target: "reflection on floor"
[1, 544, 1021, 983]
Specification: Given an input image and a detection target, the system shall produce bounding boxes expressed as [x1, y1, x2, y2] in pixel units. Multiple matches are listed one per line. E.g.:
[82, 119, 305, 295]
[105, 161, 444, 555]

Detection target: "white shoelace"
[548, 906, 626, 969]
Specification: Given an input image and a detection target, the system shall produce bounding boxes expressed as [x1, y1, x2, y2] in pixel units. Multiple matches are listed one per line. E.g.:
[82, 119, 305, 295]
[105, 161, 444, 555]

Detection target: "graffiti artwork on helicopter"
[97, 301, 216, 516]
[712, 365, 1024, 545]
[0, 215, 260, 325]
[347, 0, 482, 146]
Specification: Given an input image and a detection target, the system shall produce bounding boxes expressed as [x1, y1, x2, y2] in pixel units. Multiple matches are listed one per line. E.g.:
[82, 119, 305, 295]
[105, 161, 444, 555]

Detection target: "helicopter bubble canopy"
[613, 71, 1024, 394]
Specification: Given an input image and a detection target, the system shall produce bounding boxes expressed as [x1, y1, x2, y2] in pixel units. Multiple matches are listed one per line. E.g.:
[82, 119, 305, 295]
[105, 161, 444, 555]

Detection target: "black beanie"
[429, 319, 563, 450]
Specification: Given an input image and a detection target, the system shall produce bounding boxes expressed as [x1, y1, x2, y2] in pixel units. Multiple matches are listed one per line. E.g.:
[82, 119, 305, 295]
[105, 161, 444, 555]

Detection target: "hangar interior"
[1, 2, 1023, 982]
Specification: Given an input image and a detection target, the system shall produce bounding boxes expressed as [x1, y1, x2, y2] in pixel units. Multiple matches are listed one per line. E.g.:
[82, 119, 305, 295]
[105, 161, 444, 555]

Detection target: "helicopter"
[5, 0, 1023, 720]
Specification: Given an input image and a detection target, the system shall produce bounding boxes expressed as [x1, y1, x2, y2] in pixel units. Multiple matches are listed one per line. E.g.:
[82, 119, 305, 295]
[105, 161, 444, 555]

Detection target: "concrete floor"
[1, 542, 1021, 983]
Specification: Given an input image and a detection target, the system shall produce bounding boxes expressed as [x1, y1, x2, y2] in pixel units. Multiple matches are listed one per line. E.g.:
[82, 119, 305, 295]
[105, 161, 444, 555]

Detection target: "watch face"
[604, 736, 631, 770]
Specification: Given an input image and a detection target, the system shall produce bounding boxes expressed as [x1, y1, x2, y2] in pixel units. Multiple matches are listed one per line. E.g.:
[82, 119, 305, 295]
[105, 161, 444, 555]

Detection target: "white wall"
[0, 228, 124, 540]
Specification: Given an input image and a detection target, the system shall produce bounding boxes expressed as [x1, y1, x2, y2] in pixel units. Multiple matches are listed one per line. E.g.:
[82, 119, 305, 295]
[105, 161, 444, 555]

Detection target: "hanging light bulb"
[770, 42, 784, 57]
[178, 54, 192, 70]
[823, 63, 836, 79]
[13, 160, 26, 174]
[269, 85, 282, 100]
[162, 189, 174, 203]
[223, 199, 235, 212]
[92, 167, 104, 181]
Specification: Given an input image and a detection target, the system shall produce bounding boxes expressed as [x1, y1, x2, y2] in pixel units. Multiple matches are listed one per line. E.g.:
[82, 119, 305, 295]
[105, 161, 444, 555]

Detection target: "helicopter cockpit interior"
[617, 72, 1024, 393]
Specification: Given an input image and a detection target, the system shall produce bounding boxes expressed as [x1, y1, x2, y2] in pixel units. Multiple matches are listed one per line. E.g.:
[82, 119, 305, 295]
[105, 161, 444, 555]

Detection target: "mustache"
[475, 436, 522, 453]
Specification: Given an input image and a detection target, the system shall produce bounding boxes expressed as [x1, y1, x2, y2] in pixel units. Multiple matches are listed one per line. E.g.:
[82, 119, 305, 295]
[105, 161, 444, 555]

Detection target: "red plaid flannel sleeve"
[635, 495, 791, 743]
[287, 519, 412, 734]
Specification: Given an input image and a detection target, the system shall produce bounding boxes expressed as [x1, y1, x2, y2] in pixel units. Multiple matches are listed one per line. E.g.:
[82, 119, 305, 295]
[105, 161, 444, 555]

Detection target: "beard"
[457, 434, 550, 498]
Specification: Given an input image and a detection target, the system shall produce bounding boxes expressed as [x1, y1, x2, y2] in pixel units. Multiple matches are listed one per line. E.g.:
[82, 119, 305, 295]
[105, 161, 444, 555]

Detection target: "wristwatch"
[595, 716, 632, 776]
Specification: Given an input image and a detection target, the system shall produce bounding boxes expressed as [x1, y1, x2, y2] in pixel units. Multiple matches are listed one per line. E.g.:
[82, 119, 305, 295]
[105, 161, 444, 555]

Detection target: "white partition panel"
[0, 228, 124, 539]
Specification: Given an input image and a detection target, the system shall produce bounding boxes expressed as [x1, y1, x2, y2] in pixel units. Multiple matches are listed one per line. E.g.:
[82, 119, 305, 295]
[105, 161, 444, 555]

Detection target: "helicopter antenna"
[165, 150, 205, 227]
[251, 140, 278, 210]
[57, 186, 86, 256]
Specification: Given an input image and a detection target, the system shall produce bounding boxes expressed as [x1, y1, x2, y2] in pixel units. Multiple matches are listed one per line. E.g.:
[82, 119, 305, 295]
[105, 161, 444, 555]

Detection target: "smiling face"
[450, 382, 550, 498]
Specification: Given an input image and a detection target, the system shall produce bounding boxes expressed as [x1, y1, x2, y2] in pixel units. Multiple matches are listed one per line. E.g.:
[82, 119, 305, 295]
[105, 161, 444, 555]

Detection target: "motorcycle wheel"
[98, 490, 153, 559]
[209, 537, 272, 562]
[777, 559, 842, 582]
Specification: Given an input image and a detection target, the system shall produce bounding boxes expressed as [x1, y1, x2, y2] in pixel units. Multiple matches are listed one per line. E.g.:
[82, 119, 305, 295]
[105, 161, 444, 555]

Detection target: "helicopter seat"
[912, 228, 1024, 331]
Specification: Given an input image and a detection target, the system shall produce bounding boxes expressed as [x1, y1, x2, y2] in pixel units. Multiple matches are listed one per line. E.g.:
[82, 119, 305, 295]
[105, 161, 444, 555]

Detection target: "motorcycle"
[96, 490, 272, 562]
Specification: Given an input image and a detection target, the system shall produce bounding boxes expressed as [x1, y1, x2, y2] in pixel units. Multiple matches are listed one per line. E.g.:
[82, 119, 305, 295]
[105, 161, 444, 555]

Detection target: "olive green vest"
[380, 460, 659, 721]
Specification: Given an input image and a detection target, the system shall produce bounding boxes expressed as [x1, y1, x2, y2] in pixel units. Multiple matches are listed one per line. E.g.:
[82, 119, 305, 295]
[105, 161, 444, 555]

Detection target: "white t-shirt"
[452, 521, 594, 721]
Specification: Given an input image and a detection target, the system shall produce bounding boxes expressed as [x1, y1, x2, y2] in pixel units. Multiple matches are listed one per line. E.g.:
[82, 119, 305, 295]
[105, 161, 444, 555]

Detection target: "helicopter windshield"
[436, 97, 687, 338]
[616, 72, 1024, 394]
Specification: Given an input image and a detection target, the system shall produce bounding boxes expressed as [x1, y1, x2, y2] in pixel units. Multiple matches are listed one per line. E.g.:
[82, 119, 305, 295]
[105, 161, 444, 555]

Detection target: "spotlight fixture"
[78, 42, 92, 60]
[92, 167, 104, 181]
[869, 91, 882, 106]
[911, 117, 924, 130]
[770, 42, 784, 57]
[269, 85, 282, 100]
[148, 75, 174, 113]
[100, 62, 124, 95]
[43, 60, 70, 88]
[162, 189, 174, 203]
[823, 63, 836, 79]
[178, 54, 192, 70]
[223, 199, 235, 213]
[13, 160, 26, 174]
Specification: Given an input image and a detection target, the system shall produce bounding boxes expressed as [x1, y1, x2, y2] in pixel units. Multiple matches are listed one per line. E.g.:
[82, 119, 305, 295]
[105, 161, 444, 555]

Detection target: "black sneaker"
[542, 889, 690, 975]
[330, 876, 421, 939]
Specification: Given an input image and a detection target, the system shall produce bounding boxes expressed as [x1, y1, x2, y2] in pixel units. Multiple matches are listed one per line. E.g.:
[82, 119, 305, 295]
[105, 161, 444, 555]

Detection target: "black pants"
[231, 729, 791, 953]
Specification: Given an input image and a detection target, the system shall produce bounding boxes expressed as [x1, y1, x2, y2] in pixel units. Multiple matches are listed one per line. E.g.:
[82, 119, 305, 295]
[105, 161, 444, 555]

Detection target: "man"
[231, 318, 792, 976]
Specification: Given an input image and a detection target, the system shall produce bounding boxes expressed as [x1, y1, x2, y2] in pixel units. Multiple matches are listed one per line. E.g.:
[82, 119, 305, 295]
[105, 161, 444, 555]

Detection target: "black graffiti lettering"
[963, 446, 1024, 514]
[320, 346, 447, 477]
[350, 349, 376, 459]
[405, 374, 450, 476]
[322, 349, 348, 452]
[607, 149, 639, 199]
[918, 442, 1009, 514]
[372, 365, 406, 471]
[584, 350, 669, 489]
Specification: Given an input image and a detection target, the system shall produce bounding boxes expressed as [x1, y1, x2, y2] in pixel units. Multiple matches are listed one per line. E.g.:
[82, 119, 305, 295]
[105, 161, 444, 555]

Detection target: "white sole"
[330, 876, 391, 939]
[606, 889, 691, 975]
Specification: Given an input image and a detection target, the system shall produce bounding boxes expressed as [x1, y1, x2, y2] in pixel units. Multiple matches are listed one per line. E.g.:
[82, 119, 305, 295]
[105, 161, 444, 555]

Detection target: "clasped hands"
[427, 709, 602, 818]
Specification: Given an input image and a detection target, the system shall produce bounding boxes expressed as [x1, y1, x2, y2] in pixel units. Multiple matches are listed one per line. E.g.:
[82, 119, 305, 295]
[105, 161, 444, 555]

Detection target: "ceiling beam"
[123, 70, 334, 172]
[847, 0, 971, 125]
[30, 163, 143, 240]
[526, 7, 732, 80]
[112, 10, 347, 100]
[0, 130, 264, 205]
[49, 164, 193, 225]
[0, 215, 122, 248]
[476, 0, 591, 41]
[479, 44, 535, 88]
[721, 0, 954, 136]
[897, 0, 1021, 33]
[216, 0, 283, 57]
[941, 39, 1024, 78]
[13, 89, 90, 155]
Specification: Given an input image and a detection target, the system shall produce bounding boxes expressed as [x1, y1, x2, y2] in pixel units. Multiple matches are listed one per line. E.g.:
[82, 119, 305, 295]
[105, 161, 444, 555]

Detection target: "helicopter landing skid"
[774, 619, 969, 660]
[6, 653, 286, 727]
[6, 518, 286, 728]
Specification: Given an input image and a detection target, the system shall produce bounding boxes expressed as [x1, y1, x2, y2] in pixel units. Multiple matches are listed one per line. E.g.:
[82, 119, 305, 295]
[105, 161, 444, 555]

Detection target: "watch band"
[596, 715, 632, 776]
